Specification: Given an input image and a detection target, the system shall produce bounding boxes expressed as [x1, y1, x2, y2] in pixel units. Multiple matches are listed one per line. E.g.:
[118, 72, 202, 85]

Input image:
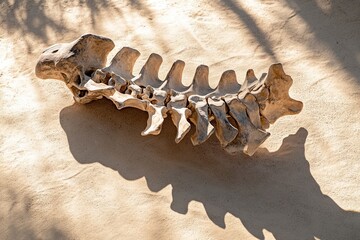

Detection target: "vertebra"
[35, 34, 303, 156]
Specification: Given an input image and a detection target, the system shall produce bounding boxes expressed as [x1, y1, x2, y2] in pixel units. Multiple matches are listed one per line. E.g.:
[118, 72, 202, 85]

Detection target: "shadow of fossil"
[60, 99, 360, 240]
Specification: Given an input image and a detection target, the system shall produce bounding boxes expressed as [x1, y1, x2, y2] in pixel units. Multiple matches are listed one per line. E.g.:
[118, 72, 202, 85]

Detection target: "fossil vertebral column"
[35, 34, 303, 156]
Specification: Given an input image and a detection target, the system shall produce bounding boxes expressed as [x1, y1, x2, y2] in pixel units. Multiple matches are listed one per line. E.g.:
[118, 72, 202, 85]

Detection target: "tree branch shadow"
[216, 0, 278, 62]
[0, 0, 122, 40]
[0, 188, 71, 239]
[284, 0, 360, 84]
[0, 0, 169, 53]
[216, 0, 360, 85]
[60, 99, 360, 240]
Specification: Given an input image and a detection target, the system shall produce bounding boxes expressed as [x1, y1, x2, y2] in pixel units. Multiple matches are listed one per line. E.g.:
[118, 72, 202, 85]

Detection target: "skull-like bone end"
[35, 33, 115, 85]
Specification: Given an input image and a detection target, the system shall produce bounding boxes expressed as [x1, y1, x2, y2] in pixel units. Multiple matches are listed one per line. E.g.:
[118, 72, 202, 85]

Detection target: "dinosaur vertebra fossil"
[35, 34, 303, 156]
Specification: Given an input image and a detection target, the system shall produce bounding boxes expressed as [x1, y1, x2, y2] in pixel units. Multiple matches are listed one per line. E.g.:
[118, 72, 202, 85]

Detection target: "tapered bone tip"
[114, 47, 141, 64]
[244, 131, 270, 156]
[194, 65, 209, 81]
[134, 53, 164, 88]
[140, 104, 168, 136]
[190, 125, 215, 146]
[170, 60, 185, 79]
[163, 60, 187, 91]
[148, 53, 163, 65]
[269, 63, 285, 76]
[246, 69, 255, 78]
[174, 120, 191, 143]
[141, 121, 163, 136]
[192, 65, 213, 95]
[240, 68, 259, 92]
[174, 59, 185, 67]
[141, 129, 160, 136]
[245, 69, 258, 83]
[221, 70, 236, 80]
[216, 70, 241, 95]
[288, 100, 303, 114]
[103, 47, 140, 82]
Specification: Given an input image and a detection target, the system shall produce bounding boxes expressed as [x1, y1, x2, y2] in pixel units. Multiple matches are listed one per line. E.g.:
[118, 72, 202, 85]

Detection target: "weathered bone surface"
[35, 34, 303, 156]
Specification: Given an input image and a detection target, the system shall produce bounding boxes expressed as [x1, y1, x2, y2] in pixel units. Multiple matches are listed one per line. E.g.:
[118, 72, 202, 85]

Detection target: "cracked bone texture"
[35, 34, 303, 156]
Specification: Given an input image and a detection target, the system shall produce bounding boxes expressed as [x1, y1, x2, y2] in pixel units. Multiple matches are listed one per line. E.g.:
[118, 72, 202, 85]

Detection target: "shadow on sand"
[1, 188, 70, 240]
[60, 99, 360, 239]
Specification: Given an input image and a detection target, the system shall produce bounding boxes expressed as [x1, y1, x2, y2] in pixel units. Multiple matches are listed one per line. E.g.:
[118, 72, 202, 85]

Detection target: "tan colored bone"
[72, 79, 112, 104]
[238, 69, 259, 99]
[205, 70, 240, 147]
[159, 61, 193, 142]
[210, 70, 241, 97]
[261, 63, 303, 124]
[207, 98, 238, 147]
[90, 66, 149, 113]
[103, 47, 140, 81]
[141, 103, 168, 136]
[238, 70, 270, 130]
[101, 50, 169, 136]
[251, 84, 269, 104]
[224, 96, 270, 156]
[35, 34, 114, 87]
[132, 53, 164, 88]
[160, 60, 189, 93]
[239, 94, 262, 129]
[92, 69, 128, 93]
[247, 84, 270, 129]
[140, 86, 168, 136]
[188, 95, 215, 145]
[130, 54, 170, 136]
[186, 65, 215, 145]
[83, 76, 148, 111]
[167, 94, 192, 143]
[185, 65, 213, 96]
[109, 91, 148, 111]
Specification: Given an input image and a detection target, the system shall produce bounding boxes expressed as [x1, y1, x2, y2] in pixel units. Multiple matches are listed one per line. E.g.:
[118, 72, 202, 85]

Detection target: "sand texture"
[1, 0, 359, 239]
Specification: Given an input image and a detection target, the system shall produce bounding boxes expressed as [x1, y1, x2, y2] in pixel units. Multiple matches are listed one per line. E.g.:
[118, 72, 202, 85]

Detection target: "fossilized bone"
[35, 34, 303, 156]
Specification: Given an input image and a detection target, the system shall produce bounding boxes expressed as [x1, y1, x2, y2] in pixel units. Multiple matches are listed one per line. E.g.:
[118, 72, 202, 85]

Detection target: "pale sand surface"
[1, 0, 359, 239]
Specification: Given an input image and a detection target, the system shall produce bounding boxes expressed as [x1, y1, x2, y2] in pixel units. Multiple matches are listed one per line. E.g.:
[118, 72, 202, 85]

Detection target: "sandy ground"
[1, 0, 359, 239]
